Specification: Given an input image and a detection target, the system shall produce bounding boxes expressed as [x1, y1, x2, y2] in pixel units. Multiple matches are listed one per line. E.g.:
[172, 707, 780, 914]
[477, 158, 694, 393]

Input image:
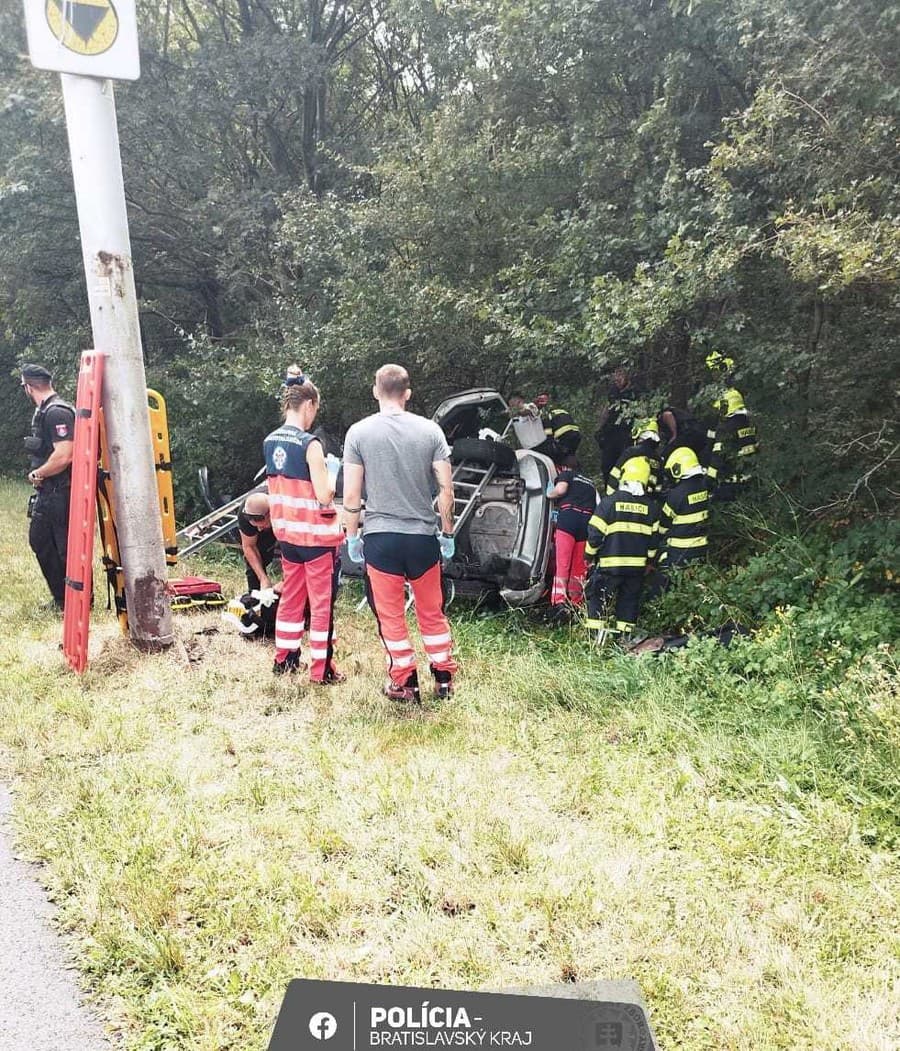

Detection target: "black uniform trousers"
[586, 571, 643, 633]
[29, 482, 70, 607]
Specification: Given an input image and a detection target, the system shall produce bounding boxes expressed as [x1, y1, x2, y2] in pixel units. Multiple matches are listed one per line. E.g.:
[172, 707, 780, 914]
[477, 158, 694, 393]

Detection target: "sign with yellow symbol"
[45, 0, 119, 56]
[22, 0, 139, 79]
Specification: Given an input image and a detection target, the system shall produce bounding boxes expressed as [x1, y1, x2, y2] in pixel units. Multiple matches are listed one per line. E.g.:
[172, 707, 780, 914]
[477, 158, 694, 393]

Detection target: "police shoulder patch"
[55, 422, 71, 437]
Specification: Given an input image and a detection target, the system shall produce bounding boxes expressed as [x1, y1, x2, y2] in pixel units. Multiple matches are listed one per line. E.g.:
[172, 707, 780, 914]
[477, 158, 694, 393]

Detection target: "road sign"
[23, 0, 140, 80]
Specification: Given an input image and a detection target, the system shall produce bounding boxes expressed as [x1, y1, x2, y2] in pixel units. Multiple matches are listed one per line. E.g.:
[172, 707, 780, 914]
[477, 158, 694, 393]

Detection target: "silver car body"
[431, 389, 555, 606]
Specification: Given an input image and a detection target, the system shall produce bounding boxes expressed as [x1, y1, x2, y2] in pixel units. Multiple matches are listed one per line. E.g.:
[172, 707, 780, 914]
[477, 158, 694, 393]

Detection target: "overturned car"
[429, 389, 555, 607]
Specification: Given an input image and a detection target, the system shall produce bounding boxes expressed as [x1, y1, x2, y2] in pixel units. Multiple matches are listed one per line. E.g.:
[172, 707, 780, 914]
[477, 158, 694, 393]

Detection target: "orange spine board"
[63, 351, 105, 672]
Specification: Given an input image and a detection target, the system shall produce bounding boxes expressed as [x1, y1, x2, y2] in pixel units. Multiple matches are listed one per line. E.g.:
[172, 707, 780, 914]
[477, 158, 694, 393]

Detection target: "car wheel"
[451, 437, 517, 471]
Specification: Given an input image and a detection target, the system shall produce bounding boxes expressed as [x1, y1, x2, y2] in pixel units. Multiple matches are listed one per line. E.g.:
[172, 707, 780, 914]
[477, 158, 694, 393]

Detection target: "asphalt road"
[0, 784, 115, 1050]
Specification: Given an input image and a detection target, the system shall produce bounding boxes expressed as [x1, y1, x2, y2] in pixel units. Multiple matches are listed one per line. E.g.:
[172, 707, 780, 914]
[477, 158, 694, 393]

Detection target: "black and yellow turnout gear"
[543, 407, 582, 455]
[606, 439, 661, 494]
[658, 464, 710, 567]
[707, 388, 758, 494]
[585, 477, 657, 634]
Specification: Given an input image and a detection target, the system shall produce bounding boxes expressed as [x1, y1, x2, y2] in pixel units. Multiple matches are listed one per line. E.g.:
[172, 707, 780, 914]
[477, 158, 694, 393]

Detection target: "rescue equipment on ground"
[167, 576, 225, 611]
[222, 589, 279, 637]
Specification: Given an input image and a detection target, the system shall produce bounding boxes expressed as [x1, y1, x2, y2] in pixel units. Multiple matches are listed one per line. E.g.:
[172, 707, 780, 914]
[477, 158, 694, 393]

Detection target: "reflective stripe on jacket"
[708, 411, 758, 482]
[606, 441, 661, 494]
[264, 425, 342, 548]
[659, 474, 710, 565]
[544, 407, 580, 440]
[585, 490, 657, 574]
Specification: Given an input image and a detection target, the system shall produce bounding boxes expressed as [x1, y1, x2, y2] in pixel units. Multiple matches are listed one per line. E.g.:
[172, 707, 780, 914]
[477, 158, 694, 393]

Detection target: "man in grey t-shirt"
[342, 364, 459, 703]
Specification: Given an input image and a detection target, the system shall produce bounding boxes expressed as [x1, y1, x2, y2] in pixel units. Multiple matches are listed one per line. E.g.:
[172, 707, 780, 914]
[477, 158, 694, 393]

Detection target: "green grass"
[0, 476, 897, 1050]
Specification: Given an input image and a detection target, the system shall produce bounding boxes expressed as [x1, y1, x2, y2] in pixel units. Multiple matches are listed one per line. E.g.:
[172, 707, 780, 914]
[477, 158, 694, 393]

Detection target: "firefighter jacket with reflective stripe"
[606, 440, 661, 494]
[585, 490, 658, 574]
[543, 407, 580, 441]
[264, 425, 343, 548]
[708, 411, 758, 483]
[659, 473, 710, 565]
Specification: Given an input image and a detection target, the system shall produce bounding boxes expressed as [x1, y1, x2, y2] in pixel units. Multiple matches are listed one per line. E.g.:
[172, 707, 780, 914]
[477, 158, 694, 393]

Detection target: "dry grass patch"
[0, 478, 897, 1050]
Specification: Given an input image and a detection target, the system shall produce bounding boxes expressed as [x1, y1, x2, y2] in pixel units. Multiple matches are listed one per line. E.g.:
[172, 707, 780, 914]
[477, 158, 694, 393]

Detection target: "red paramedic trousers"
[275, 549, 340, 681]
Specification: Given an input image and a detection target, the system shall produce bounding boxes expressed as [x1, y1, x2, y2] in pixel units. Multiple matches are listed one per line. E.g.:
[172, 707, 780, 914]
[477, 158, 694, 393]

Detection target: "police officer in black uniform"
[21, 364, 76, 608]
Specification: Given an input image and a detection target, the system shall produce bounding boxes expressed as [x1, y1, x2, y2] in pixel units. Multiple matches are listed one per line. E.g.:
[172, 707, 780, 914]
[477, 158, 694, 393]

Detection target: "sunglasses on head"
[246, 511, 269, 521]
[284, 373, 308, 387]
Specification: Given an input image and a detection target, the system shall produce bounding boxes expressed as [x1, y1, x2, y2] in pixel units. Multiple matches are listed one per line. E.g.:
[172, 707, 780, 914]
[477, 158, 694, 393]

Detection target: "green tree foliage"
[1, 0, 897, 515]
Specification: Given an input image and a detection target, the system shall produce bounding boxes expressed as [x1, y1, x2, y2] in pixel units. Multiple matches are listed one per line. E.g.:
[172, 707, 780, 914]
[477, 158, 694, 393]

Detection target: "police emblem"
[45, 0, 119, 57]
[273, 446, 287, 471]
[56, 423, 70, 437]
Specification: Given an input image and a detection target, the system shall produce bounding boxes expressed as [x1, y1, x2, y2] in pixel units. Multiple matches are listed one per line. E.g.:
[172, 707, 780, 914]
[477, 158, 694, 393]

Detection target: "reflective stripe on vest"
[265, 425, 342, 548]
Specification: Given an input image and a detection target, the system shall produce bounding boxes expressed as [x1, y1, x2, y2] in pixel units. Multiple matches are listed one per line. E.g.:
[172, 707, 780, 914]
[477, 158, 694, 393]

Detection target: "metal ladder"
[441, 423, 514, 537]
[176, 483, 266, 560]
[446, 460, 497, 536]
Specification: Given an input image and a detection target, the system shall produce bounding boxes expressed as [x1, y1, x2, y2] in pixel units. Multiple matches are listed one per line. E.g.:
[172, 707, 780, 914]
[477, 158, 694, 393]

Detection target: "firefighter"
[546, 454, 598, 614]
[342, 364, 458, 703]
[707, 387, 759, 499]
[657, 446, 711, 569]
[606, 418, 662, 494]
[584, 456, 658, 641]
[264, 375, 345, 683]
[536, 394, 582, 458]
[20, 363, 75, 609]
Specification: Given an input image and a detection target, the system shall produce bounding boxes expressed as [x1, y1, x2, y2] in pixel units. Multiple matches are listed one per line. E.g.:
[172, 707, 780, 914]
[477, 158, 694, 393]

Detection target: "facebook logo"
[308, 1012, 338, 1040]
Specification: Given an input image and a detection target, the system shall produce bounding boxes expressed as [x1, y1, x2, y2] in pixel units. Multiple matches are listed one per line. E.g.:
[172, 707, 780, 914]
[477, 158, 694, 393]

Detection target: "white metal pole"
[60, 72, 173, 649]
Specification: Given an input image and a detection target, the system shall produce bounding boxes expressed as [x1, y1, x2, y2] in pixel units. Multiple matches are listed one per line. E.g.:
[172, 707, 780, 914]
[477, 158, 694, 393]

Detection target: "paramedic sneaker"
[384, 672, 421, 704]
[273, 651, 304, 676]
[432, 668, 454, 701]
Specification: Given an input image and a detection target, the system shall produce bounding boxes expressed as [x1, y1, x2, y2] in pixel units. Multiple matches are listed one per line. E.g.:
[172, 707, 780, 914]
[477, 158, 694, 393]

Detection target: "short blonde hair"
[375, 364, 410, 399]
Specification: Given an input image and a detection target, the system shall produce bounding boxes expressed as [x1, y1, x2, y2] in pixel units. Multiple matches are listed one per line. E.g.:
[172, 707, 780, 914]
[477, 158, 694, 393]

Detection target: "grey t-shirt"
[343, 411, 451, 535]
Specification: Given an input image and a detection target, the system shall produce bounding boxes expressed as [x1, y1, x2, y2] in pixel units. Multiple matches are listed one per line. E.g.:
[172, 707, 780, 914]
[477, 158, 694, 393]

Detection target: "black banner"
[268, 979, 657, 1050]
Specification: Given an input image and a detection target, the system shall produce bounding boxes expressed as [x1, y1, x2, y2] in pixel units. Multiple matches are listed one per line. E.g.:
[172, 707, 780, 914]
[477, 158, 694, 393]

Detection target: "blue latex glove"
[439, 532, 455, 560]
[347, 534, 365, 563]
[545, 481, 556, 498]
